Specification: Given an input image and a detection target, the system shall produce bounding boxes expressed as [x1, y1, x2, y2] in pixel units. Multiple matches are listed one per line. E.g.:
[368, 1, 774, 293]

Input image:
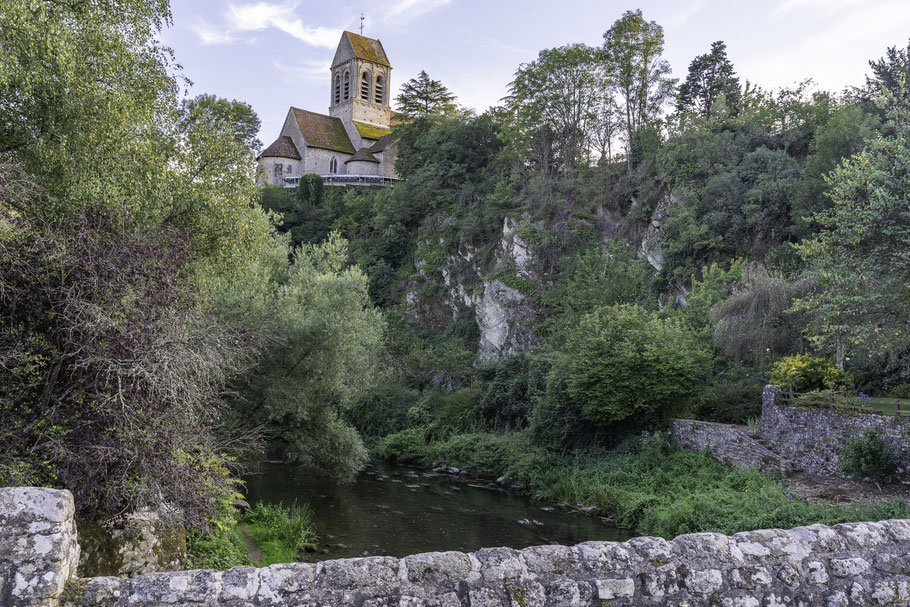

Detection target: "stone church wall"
[3, 487, 910, 607]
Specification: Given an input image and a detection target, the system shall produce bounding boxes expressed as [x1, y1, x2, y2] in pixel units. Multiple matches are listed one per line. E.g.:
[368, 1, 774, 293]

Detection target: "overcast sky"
[162, 0, 910, 146]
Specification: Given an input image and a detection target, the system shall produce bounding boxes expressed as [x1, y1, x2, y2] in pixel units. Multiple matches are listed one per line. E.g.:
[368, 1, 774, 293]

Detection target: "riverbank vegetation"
[186, 502, 315, 570]
[2, 0, 909, 561]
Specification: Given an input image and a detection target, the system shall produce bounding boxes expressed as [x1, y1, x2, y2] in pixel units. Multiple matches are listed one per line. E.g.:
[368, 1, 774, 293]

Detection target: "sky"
[162, 0, 910, 146]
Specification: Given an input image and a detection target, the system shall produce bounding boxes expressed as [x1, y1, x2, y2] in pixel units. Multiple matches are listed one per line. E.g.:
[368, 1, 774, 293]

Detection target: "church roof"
[259, 135, 301, 160]
[353, 120, 392, 140]
[345, 147, 380, 164]
[369, 134, 394, 154]
[342, 31, 390, 67]
[291, 107, 355, 154]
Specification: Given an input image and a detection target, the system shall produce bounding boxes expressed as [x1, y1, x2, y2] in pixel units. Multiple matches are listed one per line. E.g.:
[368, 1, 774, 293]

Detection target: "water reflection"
[243, 459, 632, 561]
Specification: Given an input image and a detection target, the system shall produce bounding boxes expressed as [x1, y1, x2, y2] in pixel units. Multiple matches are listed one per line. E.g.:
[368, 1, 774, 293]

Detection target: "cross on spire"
[359, 13, 364, 36]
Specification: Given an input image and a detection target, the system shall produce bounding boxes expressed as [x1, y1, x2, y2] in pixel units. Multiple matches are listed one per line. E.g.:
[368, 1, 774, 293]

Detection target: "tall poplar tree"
[602, 9, 676, 164]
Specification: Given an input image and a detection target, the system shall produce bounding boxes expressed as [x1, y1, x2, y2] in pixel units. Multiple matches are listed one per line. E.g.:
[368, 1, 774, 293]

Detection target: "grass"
[240, 502, 316, 566]
[375, 428, 910, 539]
[185, 501, 316, 570]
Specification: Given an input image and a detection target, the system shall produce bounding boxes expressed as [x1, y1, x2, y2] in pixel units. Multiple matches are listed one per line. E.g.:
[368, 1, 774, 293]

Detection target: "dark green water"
[243, 460, 632, 561]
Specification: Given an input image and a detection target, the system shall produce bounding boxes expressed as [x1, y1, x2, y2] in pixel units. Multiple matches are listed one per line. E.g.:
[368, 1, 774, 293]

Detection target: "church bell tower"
[329, 31, 392, 148]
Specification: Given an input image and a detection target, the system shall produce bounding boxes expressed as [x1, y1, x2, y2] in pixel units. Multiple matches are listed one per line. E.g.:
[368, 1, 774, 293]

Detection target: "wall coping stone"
[3, 487, 910, 606]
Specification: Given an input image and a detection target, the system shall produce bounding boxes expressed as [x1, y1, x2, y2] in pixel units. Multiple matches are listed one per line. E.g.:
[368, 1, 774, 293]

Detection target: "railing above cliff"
[780, 389, 910, 417]
[281, 174, 400, 188]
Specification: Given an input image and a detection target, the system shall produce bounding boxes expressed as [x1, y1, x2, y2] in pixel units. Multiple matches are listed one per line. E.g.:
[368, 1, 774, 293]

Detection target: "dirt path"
[239, 526, 261, 564]
[784, 472, 909, 504]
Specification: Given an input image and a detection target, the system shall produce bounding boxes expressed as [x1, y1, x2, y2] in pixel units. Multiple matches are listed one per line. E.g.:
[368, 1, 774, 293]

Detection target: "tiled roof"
[344, 31, 390, 67]
[369, 134, 394, 154]
[344, 147, 380, 164]
[259, 135, 301, 160]
[291, 107, 355, 154]
[353, 120, 392, 140]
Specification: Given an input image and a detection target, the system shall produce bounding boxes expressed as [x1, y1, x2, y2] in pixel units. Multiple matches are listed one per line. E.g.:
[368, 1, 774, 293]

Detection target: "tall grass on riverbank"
[376, 429, 910, 539]
[186, 501, 316, 569]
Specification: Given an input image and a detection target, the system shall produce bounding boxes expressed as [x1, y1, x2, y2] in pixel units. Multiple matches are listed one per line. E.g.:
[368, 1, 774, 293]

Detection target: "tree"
[178, 94, 263, 155]
[506, 44, 606, 173]
[793, 88, 910, 369]
[227, 234, 385, 481]
[395, 70, 457, 118]
[711, 262, 810, 365]
[0, 199, 254, 528]
[865, 38, 910, 99]
[0, 0, 178, 215]
[602, 10, 676, 164]
[677, 41, 741, 120]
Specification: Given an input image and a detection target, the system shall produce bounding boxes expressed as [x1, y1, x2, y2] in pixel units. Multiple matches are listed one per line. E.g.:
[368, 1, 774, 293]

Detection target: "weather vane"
[360, 13, 365, 36]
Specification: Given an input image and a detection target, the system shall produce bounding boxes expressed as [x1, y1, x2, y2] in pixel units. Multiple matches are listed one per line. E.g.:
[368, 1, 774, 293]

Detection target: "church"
[258, 31, 399, 187]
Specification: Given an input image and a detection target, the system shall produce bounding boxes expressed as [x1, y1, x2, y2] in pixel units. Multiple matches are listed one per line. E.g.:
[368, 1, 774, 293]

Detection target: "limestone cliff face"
[405, 216, 540, 364]
[405, 189, 679, 364]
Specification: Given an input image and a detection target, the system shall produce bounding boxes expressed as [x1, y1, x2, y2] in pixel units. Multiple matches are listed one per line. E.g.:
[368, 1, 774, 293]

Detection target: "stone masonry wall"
[4, 488, 910, 607]
[671, 419, 789, 474]
[762, 385, 910, 478]
[1, 488, 79, 607]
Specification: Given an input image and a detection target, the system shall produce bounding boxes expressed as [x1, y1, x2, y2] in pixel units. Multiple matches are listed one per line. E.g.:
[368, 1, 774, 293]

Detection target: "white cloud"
[380, 0, 452, 23]
[226, 2, 341, 47]
[188, 1, 340, 47]
[273, 59, 331, 84]
[190, 20, 237, 45]
[773, 0, 867, 18]
[741, 0, 910, 92]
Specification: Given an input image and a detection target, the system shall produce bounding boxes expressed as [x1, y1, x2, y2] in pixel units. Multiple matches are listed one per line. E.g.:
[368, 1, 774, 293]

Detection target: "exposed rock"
[77, 510, 185, 578]
[475, 279, 535, 363]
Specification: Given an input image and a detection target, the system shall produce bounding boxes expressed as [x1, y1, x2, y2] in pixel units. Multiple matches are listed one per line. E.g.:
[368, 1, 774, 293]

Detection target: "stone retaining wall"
[671, 419, 789, 474]
[3, 488, 910, 606]
[762, 385, 910, 478]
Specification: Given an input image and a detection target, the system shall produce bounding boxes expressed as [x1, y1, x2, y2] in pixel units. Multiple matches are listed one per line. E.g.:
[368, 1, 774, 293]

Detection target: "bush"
[838, 430, 896, 482]
[477, 352, 552, 430]
[693, 365, 765, 423]
[769, 353, 849, 392]
[346, 384, 421, 438]
[539, 305, 712, 441]
[0, 207, 253, 528]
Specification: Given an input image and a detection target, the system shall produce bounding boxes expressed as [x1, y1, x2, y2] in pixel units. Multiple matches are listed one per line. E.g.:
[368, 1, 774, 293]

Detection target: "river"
[243, 459, 633, 562]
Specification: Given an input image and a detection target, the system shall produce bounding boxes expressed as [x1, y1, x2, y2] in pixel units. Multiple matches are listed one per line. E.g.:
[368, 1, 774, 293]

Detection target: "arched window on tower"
[343, 71, 350, 100]
[374, 74, 384, 104]
[361, 72, 370, 100]
[329, 157, 338, 174]
[334, 74, 341, 104]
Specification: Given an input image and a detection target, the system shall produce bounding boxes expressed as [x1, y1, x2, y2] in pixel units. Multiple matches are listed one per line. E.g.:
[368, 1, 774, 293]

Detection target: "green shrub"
[769, 353, 849, 392]
[375, 427, 431, 462]
[346, 384, 421, 438]
[693, 365, 765, 423]
[540, 305, 711, 441]
[838, 431, 896, 482]
[185, 527, 250, 570]
[477, 352, 552, 430]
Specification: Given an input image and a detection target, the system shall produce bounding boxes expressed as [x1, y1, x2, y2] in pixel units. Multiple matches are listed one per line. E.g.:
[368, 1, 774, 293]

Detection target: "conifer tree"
[677, 41, 741, 119]
[395, 70, 457, 118]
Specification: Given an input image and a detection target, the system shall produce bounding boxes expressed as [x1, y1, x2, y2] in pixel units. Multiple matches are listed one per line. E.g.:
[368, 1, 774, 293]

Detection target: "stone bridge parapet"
[3, 487, 910, 606]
